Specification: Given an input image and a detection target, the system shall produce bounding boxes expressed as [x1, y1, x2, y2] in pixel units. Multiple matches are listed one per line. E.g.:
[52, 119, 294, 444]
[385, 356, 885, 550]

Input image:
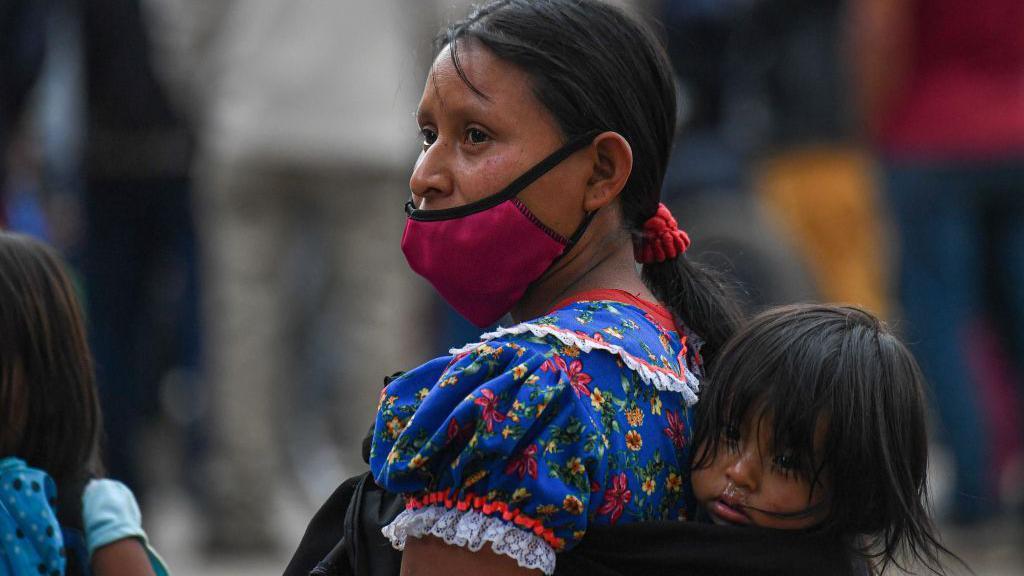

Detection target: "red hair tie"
[634, 203, 690, 264]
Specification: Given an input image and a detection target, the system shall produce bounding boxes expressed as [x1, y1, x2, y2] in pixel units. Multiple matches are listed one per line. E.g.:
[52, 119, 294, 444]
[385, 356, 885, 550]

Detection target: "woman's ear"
[583, 131, 633, 211]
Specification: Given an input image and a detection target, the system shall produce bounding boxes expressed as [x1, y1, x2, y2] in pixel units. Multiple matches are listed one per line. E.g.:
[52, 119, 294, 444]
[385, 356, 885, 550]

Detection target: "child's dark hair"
[441, 0, 742, 362]
[692, 304, 960, 574]
[0, 232, 103, 504]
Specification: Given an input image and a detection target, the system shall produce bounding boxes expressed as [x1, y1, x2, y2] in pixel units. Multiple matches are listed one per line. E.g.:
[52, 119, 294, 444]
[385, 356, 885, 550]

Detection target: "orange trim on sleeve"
[406, 490, 567, 551]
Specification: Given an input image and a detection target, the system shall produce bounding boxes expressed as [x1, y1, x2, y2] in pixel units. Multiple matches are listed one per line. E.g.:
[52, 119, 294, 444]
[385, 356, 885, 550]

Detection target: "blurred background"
[1, 0, 1021, 574]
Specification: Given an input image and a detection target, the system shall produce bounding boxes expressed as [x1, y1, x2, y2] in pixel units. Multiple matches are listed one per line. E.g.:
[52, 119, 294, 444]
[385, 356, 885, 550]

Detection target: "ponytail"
[642, 248, 743, 366]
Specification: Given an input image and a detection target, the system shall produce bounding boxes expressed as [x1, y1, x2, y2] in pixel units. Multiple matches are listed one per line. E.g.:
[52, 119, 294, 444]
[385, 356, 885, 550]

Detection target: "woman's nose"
[408, 144, 453, 204]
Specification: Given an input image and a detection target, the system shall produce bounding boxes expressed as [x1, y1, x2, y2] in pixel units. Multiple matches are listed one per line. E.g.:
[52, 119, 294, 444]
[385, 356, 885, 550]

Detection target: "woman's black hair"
[692, 304, 963, 575]
[440, 0, 741, 362]
[0, 232, 103, 522]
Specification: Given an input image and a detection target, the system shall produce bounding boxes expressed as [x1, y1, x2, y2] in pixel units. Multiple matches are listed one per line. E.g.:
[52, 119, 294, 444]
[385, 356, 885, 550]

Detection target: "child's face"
[691, 413, 830, 530]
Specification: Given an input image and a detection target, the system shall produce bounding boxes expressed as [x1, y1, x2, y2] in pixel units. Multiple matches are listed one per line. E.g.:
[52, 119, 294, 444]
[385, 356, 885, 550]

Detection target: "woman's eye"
[466, 128, 489, 144]
[420, 128, 437, 148]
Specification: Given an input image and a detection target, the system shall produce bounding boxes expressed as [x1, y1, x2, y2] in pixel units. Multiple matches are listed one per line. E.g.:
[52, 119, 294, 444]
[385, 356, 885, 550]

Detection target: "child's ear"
[583, 131, 632, 212]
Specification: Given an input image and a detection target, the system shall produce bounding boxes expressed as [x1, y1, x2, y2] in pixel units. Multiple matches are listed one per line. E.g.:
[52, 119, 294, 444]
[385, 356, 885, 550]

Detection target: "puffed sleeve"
[369, 338, 607, 575]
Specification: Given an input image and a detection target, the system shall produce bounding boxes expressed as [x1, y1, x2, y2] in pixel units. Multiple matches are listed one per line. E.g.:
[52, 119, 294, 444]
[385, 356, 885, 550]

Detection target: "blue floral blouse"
[370, 292, 703, 574]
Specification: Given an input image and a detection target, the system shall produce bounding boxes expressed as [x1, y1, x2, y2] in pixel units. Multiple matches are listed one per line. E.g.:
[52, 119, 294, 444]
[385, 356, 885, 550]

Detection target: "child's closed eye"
[722, 423, 742, 452]
[770, 450, 805, 480]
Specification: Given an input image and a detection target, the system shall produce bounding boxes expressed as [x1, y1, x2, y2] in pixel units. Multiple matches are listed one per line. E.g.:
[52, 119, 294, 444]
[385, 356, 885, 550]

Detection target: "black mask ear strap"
[407, 129, 603, 221]
[556, 207, 598, 260]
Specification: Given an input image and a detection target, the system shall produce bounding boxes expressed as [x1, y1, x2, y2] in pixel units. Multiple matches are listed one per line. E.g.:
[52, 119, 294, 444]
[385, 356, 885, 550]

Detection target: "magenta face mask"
[401, 130, 600, 327]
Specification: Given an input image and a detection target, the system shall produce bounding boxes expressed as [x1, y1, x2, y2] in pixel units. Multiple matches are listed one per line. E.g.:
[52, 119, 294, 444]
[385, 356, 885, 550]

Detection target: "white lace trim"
[449, 323, 700, 406]
[382, 506, 557, 575]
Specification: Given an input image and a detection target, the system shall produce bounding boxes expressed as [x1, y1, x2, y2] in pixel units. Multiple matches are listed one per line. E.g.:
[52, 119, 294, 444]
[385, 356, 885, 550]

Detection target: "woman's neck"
[511, 211, 653, 322]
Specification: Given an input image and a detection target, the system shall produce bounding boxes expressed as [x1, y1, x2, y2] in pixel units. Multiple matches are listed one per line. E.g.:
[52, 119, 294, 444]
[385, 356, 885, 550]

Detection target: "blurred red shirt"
[879, 0, 1024, 160]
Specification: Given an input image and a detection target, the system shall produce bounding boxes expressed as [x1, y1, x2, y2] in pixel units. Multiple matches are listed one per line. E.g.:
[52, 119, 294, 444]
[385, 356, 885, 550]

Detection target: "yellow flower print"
[387, 450, 400, 464]
[386, 416, 405, 440]
[603, 326, 624, 339]
[536, 403, 547, 415]
[659, 332, 672, 353]
[512, 363, 528, 380]
[666, 472, 683, 493]
[561, 345, 580, 358]
[650, 395, 663, 415]
[512, 487, 532, 503]
[626, 430, 643, 451]
[626, 407, 644, 427]
[502, 426, 514, 439]
[563, 495, 585, 515]
[440, 375, 458, 388]
[464, 469, 488, 488]
[525, 374, 540, 385]
[573, 530, 586, 541]
[590, 388, 606, 411]
[513, 400, 524, 411]
[567, 457, 586, 476]
[642, 477, 656, 495]
[536, 504, 559, 516]
[408, 454, 427, 469]
[545, 440, 559, 454]
[416, 388, 430, 401]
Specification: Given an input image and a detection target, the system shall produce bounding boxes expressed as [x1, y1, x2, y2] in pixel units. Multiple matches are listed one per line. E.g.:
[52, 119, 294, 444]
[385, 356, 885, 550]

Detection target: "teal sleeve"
[82, 479, 170, 576]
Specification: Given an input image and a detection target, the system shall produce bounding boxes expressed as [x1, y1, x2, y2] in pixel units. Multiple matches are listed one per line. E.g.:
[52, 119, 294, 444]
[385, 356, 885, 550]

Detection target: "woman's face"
[410, 40, 591, 239]
[691, 413, 830, 530]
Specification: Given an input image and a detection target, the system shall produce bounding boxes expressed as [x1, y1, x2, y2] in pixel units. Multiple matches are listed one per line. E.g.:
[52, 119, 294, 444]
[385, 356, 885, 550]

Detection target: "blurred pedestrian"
[76, 0, 200, 503]
[151, 0, 434, 552]
[851, 0, 1024, 523]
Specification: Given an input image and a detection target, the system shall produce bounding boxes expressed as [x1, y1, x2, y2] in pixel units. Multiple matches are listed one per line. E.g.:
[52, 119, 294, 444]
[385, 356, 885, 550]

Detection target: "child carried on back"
[691, 303, 961, 575]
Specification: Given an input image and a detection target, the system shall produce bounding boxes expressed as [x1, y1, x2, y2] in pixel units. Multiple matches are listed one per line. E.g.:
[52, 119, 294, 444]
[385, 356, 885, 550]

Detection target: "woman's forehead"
[421, 41, 534, 113]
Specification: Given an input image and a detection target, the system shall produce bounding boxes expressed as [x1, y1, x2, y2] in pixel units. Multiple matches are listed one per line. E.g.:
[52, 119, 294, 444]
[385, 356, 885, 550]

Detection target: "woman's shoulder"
[450, 296, 703, 403]
[367, 296, 704, 572]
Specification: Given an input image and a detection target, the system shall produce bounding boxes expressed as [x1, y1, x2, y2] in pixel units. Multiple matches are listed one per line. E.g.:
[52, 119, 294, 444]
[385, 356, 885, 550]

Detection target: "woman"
[365, 1, 740, 574]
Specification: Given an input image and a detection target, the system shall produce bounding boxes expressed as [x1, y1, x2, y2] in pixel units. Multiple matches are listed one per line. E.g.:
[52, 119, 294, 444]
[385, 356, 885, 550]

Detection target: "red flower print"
[664, 410, 687, 449]
[540, 355, 567, 373]
[505, 443, 539, 480]
[596, 472, 632, 525]
[566, 359, 592, 398]
[474, 388, 506, 432]
[446, 417, 474, 445]
[541, 356, 591, 397]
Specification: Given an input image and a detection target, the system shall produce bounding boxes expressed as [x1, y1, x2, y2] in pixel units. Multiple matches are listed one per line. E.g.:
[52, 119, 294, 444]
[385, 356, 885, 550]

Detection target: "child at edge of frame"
[0, 231, 169, 576]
